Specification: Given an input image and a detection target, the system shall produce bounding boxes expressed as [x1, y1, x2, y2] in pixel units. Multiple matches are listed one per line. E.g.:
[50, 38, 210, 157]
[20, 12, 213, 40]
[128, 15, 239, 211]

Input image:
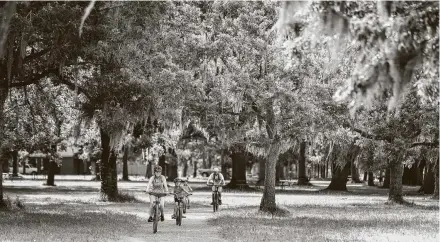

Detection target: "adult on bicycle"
[206, 167, 225, 205]
[146, 166, 169, 222]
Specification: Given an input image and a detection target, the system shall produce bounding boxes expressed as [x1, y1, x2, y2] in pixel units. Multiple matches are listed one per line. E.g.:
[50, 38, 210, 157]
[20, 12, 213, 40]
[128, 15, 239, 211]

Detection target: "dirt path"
[104, 203, 224, 242]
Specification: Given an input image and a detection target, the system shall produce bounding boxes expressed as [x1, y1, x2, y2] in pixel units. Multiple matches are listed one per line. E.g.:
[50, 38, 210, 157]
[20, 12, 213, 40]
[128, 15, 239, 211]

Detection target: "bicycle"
[208, 184, 223, 212]
[172, 193, 192, 226]
[147, 192, 169, 233]
[183, 194, 191, 214]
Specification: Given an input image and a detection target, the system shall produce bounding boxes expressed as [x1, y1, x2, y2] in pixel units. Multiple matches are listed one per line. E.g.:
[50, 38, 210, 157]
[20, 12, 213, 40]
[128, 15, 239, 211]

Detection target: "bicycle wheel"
[153, 205, 159, 233]
[175, 203, 179, 225]
[213, 193, 217, 212]
[178, 206, 183, 226]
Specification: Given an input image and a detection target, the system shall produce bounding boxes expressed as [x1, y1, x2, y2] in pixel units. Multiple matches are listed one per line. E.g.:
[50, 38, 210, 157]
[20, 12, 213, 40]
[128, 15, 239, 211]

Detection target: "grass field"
[1, 179, 438, 241]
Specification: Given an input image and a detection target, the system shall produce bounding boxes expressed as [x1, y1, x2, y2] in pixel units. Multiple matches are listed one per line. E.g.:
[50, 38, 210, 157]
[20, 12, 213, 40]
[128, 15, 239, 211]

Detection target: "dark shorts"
[174, 196, 185, 203]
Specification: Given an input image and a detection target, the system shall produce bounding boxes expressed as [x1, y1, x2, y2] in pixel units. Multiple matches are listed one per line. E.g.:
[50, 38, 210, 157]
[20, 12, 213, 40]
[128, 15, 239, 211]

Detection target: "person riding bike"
[146, 165, 169, 222]
[171, 178, 191, 219]
[182, 177, 193, 209]
[206, 167, 225, 205]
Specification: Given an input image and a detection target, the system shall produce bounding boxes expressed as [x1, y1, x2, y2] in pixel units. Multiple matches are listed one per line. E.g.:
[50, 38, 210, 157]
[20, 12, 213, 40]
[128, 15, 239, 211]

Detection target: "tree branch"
[343, 122, 393, 143]
[24, 48, 52, 63]
[9, 68, 57, 88]
[410, 141, 439, 148]
[51, 74, 92, 100]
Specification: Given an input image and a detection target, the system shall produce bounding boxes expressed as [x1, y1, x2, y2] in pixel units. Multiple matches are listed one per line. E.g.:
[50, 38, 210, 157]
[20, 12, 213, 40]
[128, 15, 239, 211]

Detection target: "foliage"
[277, 1, 439, 115]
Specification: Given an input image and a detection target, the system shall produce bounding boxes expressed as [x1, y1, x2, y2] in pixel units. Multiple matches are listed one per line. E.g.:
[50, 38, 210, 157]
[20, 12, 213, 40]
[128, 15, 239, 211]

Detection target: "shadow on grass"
[207, 204, 439, 241]
[0, 208, 147, 241]
[4, 186, 99, 194]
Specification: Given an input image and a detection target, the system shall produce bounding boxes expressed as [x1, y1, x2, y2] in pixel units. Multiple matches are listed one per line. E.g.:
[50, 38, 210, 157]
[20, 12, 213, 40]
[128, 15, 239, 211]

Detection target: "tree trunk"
[417, 166, 424, 186]
[193, 160, 197, 178]
[107, 150, 118, 200]
[12, 150, 18, 177]
[433, 158, 439, 199]
[363, 171, 368, 182]
[226, 151, 247, 188]
[388, 159, 404, 203]
[45, 159, 56, 186]
[100, 128, 118, 200]
[326, 161, 350, 191]
[275, 162, 282, 183]
[122, 145, 129, 181]
[258, 157, 265, 184]
[297, 140, 309, 185]
[0, 162, 3, 203]
[321, 164, 326, 178]
[402, 165, 410, 185]
[350, 158, 361, 183]
[0, 85, 7, 204]
[367, 172, 375, 186]
[381, 167, 390, 188]
[419, 163, 435, 194]
[260, 140, 281, 212]
[95, 160, 101, 181]
[183, 159, 188, 177]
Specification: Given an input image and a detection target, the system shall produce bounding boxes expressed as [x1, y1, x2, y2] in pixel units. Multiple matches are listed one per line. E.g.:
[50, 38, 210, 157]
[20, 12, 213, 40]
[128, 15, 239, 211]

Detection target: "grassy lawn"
[1, 180, 438, 241]
[208, 203, 439, 242]
[0, 203, 148, 242]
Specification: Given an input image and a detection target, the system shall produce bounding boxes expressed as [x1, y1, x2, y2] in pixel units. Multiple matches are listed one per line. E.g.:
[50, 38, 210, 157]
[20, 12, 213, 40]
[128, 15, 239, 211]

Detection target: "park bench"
[278, 180, 295, 190]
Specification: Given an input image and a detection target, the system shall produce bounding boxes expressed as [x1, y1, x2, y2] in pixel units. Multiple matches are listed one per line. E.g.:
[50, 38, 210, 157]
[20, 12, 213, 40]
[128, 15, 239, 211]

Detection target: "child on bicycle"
[206, 167, 225, 205]
[171, 178, 191, 219]
[182, 177, 193, 209]
[146, 166, 169, 222]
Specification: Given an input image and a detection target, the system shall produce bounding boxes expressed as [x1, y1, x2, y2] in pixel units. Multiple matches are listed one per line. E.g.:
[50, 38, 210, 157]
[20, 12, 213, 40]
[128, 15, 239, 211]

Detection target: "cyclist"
[206, 167, 225, 205]
[171, 178, 191, 219]
[182, 177, 193, 209]
[146, 165, 169, 222]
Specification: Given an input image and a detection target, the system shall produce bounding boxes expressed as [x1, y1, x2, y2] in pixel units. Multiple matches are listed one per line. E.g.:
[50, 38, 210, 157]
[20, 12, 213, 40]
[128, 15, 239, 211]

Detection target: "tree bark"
[381, 167, 390, 188]
[95, 160, 101, 181]
[326, 161, 350, 191]
[100, 128, 118, 200]
[226, 151, 248, 188]
[0, 161, 3, 203]
[363, 171, 368, 182]
[350, 158, 361, 183]
[107, 150, 118, 200]
[260, 140, 281, 212]
[258, 157, 265, 184]
[0, 82, 8, 204]
[193, 160, 197, 178]
[122, 145, 129, 181]
[45, 159, 56, 186]
[367, 172, 375, 186]
[297, 140, 309, 185]
[182, 159, 188, 177]
[433, 158, 439, 199]
[419, 163, 435, 194]
[388, 159, 404, 203]
[12, 150, 18, 176]
[402, 165, 410, 185]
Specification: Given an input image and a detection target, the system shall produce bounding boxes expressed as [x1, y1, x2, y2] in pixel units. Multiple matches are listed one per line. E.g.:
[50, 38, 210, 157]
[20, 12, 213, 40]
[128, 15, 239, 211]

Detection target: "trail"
[105, 203, 224, 242]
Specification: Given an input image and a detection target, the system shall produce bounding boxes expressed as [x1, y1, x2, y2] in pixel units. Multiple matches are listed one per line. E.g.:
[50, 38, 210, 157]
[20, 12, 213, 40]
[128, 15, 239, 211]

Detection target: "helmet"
[213, 167, 220, 173]
[154, 166, 162, 173]
[174, 178, 182, 183]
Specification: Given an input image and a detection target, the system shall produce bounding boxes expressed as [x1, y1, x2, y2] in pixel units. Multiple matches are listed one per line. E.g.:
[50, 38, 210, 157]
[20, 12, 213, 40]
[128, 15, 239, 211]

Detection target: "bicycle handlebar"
[147, 192, 171, 197]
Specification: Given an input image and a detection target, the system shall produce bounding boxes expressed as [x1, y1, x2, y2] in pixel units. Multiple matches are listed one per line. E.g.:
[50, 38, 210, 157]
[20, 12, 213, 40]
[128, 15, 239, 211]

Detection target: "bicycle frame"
[208, 184, 222, 212]
[148, 192, 168, 233]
